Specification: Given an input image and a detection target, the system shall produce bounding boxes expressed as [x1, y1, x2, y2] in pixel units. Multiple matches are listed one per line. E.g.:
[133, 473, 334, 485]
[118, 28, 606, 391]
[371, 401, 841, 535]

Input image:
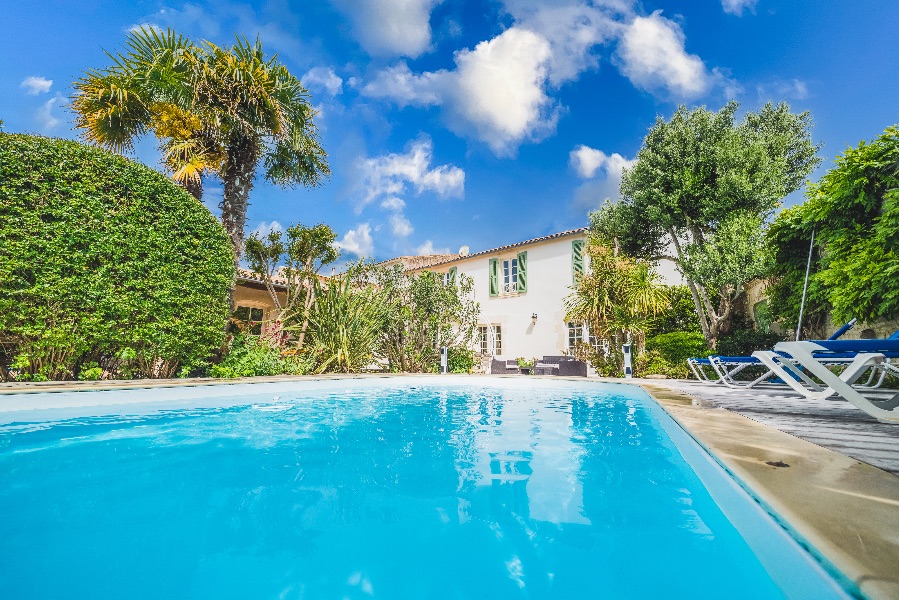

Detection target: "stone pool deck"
[642, 378, 899, 476]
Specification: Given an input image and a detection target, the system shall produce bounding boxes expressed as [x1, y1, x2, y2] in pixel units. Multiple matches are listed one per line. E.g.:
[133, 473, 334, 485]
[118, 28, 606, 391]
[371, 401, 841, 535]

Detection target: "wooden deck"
[645, 379, 899, 476]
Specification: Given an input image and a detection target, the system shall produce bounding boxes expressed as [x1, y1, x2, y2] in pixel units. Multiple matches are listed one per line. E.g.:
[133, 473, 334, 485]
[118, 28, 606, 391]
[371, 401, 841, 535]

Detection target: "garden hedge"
[0, 133, 234, 379]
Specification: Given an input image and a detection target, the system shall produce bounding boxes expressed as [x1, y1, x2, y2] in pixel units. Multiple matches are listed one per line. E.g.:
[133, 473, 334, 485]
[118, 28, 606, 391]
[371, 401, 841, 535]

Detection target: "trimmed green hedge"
[0, 133, 234, 380]
[645, 331, 710, 364]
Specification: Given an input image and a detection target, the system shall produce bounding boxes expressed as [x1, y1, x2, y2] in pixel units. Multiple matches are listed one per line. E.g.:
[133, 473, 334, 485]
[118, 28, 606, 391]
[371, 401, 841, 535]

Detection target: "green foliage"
[300, 269, 387, 373]
[634, 350, 688, 379]
[651, 286, 701, 334]
[209, 333, 311, 378]
[768, 124, 899, 331]
[716, 329, 785, 357]
[516, 357, 536, 369]
[593, 101, 820, 345]
[77, 363, 103, 381]
[364, 265, 481, 373]
[447, 347, 476, 374]
[646, 331, 710, 365]
[680, 212, 773, 295]
[565, 241, 669, 356]
[72, 27, 330, 258]
[0, 133, 233, 381]
[245, 222, 339, 349]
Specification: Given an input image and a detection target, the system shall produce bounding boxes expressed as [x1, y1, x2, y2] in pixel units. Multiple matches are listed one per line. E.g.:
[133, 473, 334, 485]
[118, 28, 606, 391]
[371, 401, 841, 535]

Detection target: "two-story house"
[402, 228, 591, 361]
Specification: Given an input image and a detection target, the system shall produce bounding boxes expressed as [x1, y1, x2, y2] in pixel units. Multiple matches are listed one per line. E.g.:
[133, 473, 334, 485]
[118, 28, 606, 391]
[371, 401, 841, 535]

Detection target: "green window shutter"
[447, 266, 457, 285]
[517, 251, 528, 293]
[488, 259, 498, 296]
[572, 239, 585, 283]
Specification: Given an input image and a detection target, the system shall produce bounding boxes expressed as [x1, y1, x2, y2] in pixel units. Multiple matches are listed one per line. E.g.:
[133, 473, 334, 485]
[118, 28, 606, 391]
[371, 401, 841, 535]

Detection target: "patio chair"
[687, 319, 858, 386]
[490, 358, 520, 375]
[769, 339, 899, 423]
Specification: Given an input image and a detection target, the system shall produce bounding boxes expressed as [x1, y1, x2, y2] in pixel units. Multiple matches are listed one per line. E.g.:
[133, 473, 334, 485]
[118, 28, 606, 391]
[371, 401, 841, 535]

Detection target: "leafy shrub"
[646, 331, 710, 365]
[77, 362, 103, 381]
[210, 333, 312, 378]
[634, 350, 688, 379]
[447, 347, 476, 373]
[0, 133, 234, 380]
[651, 286, 702, 335]
[716, 329, 785, 356]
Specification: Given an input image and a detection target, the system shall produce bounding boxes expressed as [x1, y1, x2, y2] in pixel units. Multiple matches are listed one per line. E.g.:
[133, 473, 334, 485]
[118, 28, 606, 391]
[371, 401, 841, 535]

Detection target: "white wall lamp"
[531, 313, 538, 325]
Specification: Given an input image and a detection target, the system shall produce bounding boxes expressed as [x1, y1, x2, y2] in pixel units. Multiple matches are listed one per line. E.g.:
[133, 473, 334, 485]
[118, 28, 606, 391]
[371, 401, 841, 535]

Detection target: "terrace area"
[642, 378, 899, 475]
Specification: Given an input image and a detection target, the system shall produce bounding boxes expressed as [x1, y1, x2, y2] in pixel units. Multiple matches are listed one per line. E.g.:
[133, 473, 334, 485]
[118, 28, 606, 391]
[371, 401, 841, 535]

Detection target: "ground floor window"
[567, 322, 585, 351]
[478, 324, 502, 355]
[235, 306, 264, 335]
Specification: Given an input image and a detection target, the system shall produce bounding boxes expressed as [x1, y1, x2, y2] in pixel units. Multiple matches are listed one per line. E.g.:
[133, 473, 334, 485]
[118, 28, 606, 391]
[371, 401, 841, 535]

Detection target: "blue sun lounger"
[687, 319, 859, 386]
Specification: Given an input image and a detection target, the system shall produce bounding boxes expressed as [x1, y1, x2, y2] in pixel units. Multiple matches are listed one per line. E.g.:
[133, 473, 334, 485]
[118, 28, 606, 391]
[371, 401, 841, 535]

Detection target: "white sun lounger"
[770, 339, 899, 423]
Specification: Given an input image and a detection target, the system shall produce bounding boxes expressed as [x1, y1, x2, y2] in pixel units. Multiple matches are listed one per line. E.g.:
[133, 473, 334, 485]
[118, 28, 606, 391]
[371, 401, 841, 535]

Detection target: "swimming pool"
[0, 378, 849, 599]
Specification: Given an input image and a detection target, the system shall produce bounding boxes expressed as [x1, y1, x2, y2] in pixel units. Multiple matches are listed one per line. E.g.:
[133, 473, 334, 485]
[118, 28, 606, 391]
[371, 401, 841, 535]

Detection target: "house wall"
[428, 234, 586, 360]
[233, 283, 287, 332]
[420, 232, 685, 360]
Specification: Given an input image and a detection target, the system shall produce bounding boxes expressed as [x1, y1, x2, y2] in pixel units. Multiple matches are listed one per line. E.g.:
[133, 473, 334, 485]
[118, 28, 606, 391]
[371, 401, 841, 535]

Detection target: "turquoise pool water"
[0, 379, 847, 599]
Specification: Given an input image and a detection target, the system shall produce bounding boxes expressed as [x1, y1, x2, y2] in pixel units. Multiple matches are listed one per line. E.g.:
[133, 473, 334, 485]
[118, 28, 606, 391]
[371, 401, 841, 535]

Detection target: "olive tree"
[592, 101, 820, 346]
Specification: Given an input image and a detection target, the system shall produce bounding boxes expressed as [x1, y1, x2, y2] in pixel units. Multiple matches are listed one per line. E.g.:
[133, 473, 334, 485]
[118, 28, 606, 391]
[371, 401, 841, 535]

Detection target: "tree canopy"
[0, 133, 233, 380]
[592, 101, 820, 345]
[72, 27, 330, 264]
[768, 124, 899, 333]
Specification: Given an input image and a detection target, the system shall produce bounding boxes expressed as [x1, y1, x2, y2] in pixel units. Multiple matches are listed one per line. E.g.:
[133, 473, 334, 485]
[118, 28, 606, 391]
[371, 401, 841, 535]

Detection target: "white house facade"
[405, 228, 591, 361]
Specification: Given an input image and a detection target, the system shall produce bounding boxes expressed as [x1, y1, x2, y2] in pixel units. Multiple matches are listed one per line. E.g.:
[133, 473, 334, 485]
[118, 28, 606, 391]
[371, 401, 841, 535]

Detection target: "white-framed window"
[501, 258, 518, 294]
[567, 322, 584, 351]
[568, 322, 603, 353]
[235, 306, 264, 335]
[478, 324, 502, 355]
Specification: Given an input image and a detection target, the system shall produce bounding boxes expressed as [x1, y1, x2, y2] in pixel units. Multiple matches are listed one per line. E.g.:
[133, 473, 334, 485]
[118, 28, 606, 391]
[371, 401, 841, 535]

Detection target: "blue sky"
[2, 0, 898, 262]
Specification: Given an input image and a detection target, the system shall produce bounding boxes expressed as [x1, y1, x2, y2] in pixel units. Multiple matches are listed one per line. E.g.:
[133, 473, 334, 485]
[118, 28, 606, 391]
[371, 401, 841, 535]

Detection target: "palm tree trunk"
[220, 136, 259, 308]
[220, 136, 259, 267]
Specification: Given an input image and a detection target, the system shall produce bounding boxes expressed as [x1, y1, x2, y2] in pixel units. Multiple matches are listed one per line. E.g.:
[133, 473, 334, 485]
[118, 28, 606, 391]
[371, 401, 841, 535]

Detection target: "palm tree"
[565, 241, 669, 354]
[72, 27, 330, 266]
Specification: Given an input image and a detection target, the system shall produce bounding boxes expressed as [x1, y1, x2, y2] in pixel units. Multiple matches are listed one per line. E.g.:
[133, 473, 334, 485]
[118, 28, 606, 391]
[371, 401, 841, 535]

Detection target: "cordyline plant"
[71, 27, 330, 268]
[244, 222, 340, 348]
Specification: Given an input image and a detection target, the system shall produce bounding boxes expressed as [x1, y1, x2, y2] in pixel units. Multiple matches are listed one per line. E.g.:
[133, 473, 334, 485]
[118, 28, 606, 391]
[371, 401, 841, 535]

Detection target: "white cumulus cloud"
[569, 145, 635, 209]
[20, 76, 53, 95]
[336, 223, 375, 258]
[380, 197, 406, 211]
[249, 221, 283, 239]
[448, 28, 558, 155]
[362, 28, 559, 156]
[570, 145, 634, 180]
[35, 93, 66, 132]
[361, 62, 444, 107]
[302, 67, 343, 96]
[333, 0, 441, 58]
[721, 0, 758, 16]
[389, 214, 414, 237]
[615, 12, 717, 99]
[756, 78, 809, 102]
[417, 240, 450, 255]
[354, 137, 464, 212]
[501, 0, 624, 87]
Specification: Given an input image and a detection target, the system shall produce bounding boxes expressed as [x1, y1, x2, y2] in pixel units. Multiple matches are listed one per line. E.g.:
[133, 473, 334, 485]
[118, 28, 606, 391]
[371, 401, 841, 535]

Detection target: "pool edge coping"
[2, 373, 898, 598]
[636, 380, 899, 600]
